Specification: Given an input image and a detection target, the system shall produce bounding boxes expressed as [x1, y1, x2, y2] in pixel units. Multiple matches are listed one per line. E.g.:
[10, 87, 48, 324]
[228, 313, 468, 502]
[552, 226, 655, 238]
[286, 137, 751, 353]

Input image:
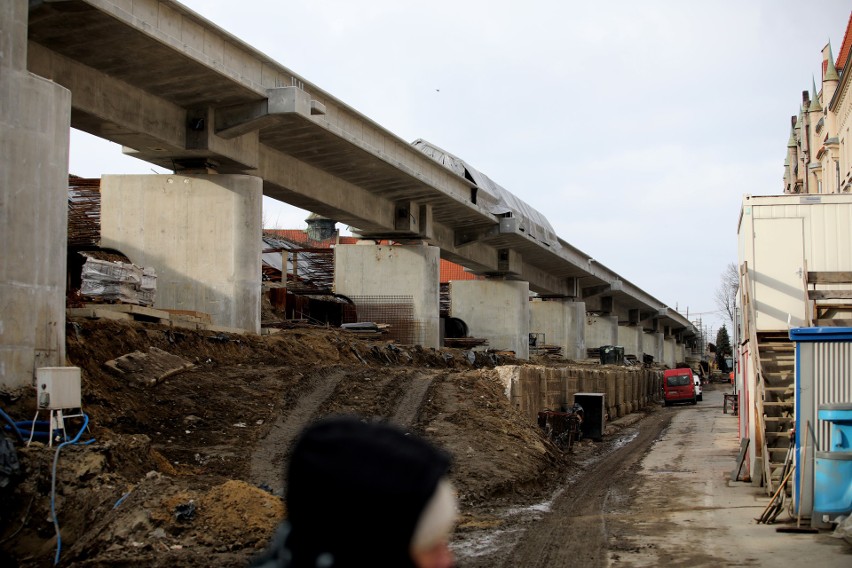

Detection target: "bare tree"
[714, 262, 739, 325]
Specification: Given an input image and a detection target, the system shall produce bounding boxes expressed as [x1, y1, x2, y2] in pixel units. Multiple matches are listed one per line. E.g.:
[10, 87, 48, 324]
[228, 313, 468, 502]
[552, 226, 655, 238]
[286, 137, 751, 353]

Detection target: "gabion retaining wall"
[495, 365, 663, 423]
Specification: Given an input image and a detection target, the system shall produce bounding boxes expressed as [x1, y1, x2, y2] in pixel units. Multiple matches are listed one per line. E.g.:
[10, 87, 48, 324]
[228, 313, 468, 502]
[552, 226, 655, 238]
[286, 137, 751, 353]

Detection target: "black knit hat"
[285, 416, 452, 568]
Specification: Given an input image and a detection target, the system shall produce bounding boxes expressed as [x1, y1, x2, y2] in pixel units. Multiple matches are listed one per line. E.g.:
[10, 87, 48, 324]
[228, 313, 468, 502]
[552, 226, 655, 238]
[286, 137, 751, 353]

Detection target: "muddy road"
[454, 408, 673, 567]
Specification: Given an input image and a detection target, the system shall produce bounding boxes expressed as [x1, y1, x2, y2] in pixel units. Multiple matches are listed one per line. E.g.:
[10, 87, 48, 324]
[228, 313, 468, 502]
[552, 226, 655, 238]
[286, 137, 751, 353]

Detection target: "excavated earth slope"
[0, 318, 577, 567]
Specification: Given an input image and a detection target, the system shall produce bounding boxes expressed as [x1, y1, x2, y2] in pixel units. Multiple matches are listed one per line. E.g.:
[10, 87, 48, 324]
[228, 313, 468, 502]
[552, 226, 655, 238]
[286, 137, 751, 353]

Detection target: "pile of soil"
[0, 317, 568, 567]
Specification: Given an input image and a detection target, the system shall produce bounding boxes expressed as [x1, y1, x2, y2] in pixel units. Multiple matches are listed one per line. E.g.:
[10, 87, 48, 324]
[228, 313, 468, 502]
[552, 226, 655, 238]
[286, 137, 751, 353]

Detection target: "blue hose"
[4, 421, 55, 442]
[51, 414, 95, 566]
[0, 407, 24, 445]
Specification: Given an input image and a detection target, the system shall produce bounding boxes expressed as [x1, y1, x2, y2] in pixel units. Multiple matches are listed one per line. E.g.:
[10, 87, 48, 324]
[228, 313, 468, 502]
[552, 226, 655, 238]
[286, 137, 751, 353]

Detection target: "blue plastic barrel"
[813, 451, 852, 518]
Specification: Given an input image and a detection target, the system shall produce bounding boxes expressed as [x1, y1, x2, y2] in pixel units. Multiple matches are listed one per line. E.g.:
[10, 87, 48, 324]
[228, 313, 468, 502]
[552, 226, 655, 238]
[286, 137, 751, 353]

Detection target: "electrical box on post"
[35, 367, 82, 410]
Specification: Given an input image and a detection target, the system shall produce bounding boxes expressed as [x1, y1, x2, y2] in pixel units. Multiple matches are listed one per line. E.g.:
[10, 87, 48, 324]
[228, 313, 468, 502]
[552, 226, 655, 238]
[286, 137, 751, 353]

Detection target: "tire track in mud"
[389, 371, 438, 429]
[249, 367, 346, 493]
[492, 410, 674, 568]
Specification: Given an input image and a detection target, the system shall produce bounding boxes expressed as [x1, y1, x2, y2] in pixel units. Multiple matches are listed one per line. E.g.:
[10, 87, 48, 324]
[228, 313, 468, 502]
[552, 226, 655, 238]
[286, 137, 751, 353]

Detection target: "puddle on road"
[610, 429, 639, 450]
[452, 526, 524, 559]
[454, 427, 644, 562]
[453, 491, 564, 560]
[503, 488, 563, 517]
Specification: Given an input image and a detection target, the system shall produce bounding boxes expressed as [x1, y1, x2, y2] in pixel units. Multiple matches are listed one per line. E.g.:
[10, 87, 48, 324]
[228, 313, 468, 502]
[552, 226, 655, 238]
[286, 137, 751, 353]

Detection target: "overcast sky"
[69, 0, 851, 339]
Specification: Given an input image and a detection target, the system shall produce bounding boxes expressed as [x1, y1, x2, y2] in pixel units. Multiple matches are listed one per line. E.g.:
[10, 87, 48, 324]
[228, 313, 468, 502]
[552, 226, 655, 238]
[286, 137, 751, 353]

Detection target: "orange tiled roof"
[264, 229, 359, 248]
[838, 12, 852, 71]
[266, 229, 477, 282]
[440, 259, 481, 283]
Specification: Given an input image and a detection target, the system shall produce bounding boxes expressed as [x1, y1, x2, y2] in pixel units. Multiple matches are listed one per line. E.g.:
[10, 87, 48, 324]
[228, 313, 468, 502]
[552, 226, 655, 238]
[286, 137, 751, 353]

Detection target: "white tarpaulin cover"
[411, 139, 557, 245]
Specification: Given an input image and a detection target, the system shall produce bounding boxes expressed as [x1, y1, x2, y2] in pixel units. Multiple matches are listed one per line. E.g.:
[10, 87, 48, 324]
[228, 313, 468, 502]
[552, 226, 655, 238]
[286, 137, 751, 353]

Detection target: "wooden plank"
[808, 290, 852, 300]
[162, 308, 213, 323]
[90, 309, 133, 321]
[815, 318, 852, 326]
[807, 271, 852, 284]
[760, 344, 794, 352]
[84, 303, 170, 320]
[731, 438, 749, 481]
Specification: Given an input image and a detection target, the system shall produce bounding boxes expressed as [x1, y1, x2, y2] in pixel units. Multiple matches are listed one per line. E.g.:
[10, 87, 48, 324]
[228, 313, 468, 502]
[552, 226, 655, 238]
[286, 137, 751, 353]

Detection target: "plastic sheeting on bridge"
[412, 139, 557, 246]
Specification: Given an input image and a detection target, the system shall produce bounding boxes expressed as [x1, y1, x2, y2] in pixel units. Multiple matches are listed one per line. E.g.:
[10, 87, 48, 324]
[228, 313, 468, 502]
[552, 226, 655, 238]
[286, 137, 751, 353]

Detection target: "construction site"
[0, 307, 670, 567]
[4, 2, 852, 566]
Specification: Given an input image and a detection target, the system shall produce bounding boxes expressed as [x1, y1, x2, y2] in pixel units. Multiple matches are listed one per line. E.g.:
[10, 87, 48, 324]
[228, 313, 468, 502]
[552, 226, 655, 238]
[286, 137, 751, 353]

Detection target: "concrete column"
[617, 324, 643, 361]
[1, 0, 72, 390]
[641, 331, 664, 366]
[585, 314, 618, 350]
[529, 299, 585, 360]
[663, 337, 676, 367]
[334, 243, 440, 349]
[100, 175, 263, 333]
[450, 280, 530, 359]
[642, 331, 660, 363]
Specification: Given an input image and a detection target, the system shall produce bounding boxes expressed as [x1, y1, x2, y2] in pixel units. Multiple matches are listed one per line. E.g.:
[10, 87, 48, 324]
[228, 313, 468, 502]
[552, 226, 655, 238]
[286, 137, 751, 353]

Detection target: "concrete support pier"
[617, 325, 643, 362]
[529, 299, 586, 360]
[585, 314, 618, 352]
[1, 0, 72, 389]
[334, 243, 440, 349]
[450, 280, 530, 359]
[643, 332, 664, 366]
[100, 175, 263, 333]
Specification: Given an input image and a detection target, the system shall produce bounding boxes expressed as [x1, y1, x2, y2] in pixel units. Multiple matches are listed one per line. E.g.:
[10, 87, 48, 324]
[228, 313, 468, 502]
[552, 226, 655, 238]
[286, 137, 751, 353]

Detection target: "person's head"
[285, 416, 457, 568]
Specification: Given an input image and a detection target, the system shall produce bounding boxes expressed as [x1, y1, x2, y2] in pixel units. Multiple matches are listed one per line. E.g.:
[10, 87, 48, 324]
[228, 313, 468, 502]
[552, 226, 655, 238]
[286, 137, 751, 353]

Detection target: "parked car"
[663, 368, 697, 406]
[693, 373, 703, 402]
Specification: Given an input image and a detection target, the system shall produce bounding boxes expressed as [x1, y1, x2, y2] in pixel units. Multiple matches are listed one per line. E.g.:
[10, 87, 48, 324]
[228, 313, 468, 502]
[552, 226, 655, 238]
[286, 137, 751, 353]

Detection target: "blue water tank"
[813, 452, 852, 517]
[817, 404, 852, 451]
[813, 404, 852, 523]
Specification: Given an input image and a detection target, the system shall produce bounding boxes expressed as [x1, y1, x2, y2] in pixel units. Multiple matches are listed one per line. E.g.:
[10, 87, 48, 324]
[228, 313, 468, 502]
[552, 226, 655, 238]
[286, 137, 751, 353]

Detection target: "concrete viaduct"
[1, 0, 697, 389]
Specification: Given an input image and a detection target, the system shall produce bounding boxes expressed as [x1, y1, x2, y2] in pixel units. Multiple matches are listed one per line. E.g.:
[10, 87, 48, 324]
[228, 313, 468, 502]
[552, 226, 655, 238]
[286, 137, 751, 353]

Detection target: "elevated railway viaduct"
[1, 0, 697, 389]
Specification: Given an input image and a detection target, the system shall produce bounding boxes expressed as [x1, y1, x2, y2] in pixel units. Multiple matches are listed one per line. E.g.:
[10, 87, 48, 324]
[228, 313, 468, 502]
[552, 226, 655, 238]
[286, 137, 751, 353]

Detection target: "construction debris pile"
[537, 404, 585, 452]
[80, 256, 157, 306]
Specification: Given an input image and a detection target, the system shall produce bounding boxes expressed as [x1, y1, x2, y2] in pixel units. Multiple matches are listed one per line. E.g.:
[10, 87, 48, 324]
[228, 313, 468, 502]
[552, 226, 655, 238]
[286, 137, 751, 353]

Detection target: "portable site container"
[738, 194, 852, 332]
[737, 194, 852, 487]
[789, 327, 852, 527]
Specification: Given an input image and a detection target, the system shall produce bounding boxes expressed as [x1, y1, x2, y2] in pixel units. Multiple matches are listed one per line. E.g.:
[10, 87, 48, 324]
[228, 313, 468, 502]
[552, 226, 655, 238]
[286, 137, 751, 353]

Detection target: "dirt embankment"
[0, 318, 570, 567]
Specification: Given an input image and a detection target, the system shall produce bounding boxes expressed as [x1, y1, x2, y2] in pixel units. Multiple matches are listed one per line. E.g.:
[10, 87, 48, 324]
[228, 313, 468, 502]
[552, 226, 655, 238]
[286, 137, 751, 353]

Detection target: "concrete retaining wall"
[495, 365, 663, 424]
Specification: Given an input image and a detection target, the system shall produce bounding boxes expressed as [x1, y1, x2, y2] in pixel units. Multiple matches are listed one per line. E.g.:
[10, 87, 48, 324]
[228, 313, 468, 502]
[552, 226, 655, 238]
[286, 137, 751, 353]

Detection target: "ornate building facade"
[784, 14, 852, 194]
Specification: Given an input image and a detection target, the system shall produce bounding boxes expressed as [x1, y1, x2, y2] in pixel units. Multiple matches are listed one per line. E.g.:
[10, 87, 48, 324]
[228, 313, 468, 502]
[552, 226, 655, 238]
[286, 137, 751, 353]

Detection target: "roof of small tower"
[787, 124, 798, 148]
[809, 77, 822, 112]
[825, 43, 840, 82]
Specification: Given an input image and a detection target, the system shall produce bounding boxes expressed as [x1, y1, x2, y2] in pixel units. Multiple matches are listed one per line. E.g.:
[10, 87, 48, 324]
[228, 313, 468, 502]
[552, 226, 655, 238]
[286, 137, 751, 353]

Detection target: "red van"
[663, 368, 697, 406]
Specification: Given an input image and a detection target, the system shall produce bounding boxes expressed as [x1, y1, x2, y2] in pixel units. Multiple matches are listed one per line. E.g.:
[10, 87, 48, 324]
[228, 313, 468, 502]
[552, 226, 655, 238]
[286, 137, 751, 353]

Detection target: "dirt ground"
[0, 317, 583, 567]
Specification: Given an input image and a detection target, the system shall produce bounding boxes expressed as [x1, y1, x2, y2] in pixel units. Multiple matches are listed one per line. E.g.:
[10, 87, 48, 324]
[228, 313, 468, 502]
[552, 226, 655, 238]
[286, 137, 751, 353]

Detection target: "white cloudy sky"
[69, 0, 851, 338]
